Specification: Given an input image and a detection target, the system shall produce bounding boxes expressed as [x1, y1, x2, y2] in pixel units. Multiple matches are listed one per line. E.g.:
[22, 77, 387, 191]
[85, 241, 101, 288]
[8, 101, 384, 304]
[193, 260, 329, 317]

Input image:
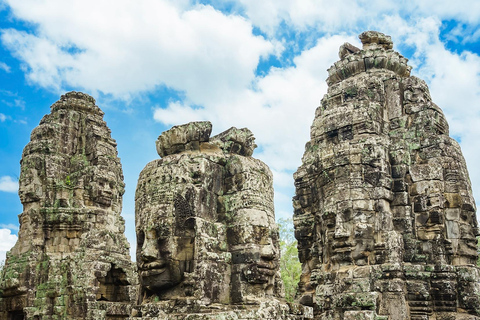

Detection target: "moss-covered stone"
[0, 92, 137, 320]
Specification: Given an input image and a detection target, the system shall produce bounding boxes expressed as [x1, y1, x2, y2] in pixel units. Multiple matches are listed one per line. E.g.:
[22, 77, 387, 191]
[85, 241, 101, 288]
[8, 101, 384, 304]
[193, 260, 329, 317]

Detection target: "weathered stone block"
[1, 92, 137, 320]
[294, 31, 480, 320]
[156, 121, 212, 157]
[344, 310, 375, 320]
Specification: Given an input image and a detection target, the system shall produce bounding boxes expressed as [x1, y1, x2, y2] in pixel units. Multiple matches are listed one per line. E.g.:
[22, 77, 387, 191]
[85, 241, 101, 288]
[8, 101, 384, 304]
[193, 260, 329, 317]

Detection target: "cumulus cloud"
[151, 35, 353, 216]
[0, 176, 19, 193]
[0, 224, 19, 231]
[236, 0, 372, 35]
[154, 101, 209, 125]
[234, 0, 480, 35]
[3, 0, 480, 228]
[0, 228, 18, 263]
[155, 34, 356, 169]
[2, 0, 274, 100]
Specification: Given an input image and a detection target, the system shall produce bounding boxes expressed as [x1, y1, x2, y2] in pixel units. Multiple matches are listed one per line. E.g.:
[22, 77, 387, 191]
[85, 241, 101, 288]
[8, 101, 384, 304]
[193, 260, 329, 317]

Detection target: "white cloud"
[3, 0, 480, 239]
[237, 0, 373, 35]
[14, 98, 25, 109]
[0, 228, 18, 263]
[0, 113, 6, 122]
[413, 0, 480, 24]
[270, 168, 294, 189]
[234, 0, 480, 35]
[0, 176, 19, 193]
[0, 62, 10, 73]
[0, 224, 19, 231]
[154, 34, 356, 172]
[2, 0, 274, 100]
[154, 101, 208, 125]
[0, 90, 26, 110]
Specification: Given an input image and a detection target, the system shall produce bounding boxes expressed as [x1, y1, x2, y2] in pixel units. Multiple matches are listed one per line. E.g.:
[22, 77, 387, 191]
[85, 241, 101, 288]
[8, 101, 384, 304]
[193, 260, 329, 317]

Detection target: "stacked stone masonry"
[0, 92, 137, 320]
[0, 95, 311, 319]
[1, 30, 479, 320]
[133, 121, 311, 319]
[294, 31, 480, 319]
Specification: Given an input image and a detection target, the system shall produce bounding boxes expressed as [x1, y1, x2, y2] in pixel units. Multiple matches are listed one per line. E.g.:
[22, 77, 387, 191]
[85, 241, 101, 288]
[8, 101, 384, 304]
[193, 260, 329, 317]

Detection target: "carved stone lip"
[140, 261, 167, 272]
[140, 267, 167, 277]
[255, 262, 276, 275]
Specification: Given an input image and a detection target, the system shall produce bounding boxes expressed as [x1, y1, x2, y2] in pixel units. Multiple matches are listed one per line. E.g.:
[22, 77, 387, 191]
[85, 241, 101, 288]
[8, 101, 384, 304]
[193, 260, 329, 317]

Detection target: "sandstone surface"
[0, 92, 137, 320]
[293, 31, 480, 319]
[133, 121, 311, 319]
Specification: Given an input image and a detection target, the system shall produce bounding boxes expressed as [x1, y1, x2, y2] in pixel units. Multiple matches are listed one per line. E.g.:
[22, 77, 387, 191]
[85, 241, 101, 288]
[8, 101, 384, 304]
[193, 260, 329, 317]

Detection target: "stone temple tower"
[0, 92, 136, 320]
[133, 121, 312, 319]
[293, 31, 480, 319]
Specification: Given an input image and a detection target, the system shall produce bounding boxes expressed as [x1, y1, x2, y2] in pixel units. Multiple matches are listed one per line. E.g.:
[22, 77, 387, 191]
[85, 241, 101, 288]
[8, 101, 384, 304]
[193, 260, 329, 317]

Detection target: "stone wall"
[293, 31, 480, 319]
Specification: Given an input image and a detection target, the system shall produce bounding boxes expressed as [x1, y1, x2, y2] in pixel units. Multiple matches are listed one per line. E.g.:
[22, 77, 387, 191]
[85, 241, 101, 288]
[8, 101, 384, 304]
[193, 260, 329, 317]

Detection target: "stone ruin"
[0, 93, 311, 319]
[133, 121, 310, 319]
[1, 30, 479, 320]
[293, 31, 480, 319]
[0, 92, 137, 319]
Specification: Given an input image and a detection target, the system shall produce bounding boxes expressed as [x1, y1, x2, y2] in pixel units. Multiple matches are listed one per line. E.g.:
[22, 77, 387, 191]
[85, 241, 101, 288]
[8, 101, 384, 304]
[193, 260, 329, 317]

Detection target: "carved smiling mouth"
[255, 261, 277, 276]
[140, 261, 167, 276]
[243, 261, 277, 284]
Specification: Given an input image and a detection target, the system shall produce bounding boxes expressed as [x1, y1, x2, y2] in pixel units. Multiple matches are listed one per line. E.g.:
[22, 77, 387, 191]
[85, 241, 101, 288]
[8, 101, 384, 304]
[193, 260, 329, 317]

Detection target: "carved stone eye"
[157, 238, 168, 250]
[137, 230, 145, 247]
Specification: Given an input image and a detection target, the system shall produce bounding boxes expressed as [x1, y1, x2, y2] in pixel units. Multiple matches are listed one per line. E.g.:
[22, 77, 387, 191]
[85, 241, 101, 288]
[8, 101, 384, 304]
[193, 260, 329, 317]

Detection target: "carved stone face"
[137, 218, 195, 292]
[88, 174, 118, 207]
[240, 229, 278, 286]
[229, 209, 279, 293]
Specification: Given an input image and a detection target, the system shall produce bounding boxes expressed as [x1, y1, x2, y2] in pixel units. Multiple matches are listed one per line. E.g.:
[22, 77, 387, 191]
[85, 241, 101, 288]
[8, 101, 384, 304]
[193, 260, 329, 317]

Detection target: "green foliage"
[278, 218, 301, 303]
[344, 86, 358, 100]
[477, 237, 480, 267]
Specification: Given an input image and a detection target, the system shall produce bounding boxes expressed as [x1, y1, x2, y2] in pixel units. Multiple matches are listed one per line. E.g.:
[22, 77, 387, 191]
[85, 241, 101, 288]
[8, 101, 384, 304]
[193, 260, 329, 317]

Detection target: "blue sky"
[1, 0, 480, 262]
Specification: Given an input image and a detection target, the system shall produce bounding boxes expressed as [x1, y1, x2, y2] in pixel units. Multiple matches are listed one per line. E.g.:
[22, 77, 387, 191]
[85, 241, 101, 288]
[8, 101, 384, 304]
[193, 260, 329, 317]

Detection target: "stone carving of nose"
[260, 242, 277, 261]
[141, 233, 159, 262]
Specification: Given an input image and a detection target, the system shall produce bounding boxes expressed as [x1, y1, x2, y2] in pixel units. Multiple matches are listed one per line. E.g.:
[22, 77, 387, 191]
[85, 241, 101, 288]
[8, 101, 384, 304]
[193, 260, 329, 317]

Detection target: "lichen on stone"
[294, 31, 480, 319]
[0, 92, 136, 320]
[134, 121, 311, 319]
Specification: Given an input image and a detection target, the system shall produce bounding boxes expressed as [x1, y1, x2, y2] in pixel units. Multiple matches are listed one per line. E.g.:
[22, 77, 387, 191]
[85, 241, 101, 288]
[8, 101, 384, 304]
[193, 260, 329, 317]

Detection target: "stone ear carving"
[174, 189, 195, 235]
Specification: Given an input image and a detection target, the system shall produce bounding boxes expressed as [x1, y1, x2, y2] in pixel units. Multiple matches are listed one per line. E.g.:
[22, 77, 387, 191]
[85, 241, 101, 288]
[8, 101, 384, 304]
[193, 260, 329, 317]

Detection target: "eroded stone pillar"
[294, 31, 480, 319]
